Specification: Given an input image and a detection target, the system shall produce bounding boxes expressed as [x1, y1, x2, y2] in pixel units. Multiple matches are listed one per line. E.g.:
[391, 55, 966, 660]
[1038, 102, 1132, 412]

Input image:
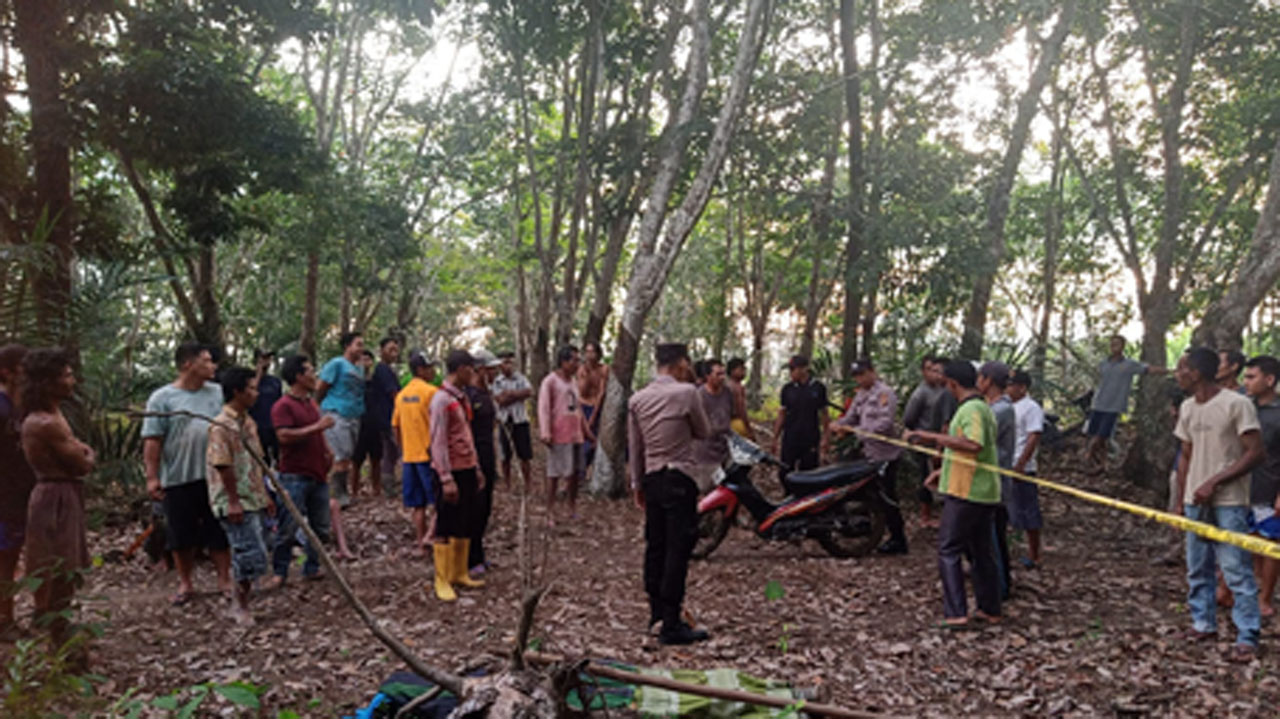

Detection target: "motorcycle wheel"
[691, 507, 732, 560]
[816, 499, 886, 558]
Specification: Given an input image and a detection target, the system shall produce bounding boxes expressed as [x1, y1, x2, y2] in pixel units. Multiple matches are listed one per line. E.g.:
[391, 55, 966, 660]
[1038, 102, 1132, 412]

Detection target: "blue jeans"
[272, 474, 331, 580]
[1185, 505, 1260, 646]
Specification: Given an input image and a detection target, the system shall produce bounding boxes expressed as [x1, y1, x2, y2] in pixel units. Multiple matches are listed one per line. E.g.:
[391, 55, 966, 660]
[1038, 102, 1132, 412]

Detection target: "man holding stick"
[206, 367, 275, 624]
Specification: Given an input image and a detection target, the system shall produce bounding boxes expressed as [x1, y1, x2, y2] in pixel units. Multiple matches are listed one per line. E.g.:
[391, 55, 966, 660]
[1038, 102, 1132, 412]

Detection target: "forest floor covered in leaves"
[58, 443, 1280, 717]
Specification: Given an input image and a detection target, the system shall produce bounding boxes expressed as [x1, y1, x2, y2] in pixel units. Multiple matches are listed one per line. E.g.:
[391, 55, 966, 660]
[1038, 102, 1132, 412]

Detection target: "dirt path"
[67, 453, 1280, 717]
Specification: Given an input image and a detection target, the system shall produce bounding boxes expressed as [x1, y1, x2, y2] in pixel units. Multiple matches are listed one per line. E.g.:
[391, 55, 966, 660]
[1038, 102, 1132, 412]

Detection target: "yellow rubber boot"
[452, 538, 485, 589]
[431, 543, 456, 601]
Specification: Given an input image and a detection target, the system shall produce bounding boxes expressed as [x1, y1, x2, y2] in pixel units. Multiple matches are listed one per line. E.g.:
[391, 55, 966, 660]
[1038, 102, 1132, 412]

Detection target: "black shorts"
[163, 480, 230, 552]
[434, 468, 479, 539]
[353, 419, 384, 466]
[500, 421, 533, 462]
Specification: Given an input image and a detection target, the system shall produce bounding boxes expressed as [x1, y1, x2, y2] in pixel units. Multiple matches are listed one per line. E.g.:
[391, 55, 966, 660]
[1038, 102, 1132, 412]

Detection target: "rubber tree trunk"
[837, 0, 864, 382]
[958, 0, 1076, 359]
[590, 0, 773, 497]
[1190, 135, 1280, 351]
[14, 0, 74, 347]
[1123, 1, 1199, 492]
[300, 251, 320, 359]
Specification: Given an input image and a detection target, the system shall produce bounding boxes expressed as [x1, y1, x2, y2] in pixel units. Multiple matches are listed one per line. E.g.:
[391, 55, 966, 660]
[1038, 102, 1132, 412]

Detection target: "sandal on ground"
[1227, 643, 1258, 663]
[170, 591, 194, 607]
[972, 611, 1003, 625]
[937, 618, 977, 632]
[1183, 627, 1216, 643]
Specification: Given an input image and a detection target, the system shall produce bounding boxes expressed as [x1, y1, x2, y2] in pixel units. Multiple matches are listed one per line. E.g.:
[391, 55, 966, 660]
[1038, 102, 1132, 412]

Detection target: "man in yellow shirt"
[393, 352, 439, 557]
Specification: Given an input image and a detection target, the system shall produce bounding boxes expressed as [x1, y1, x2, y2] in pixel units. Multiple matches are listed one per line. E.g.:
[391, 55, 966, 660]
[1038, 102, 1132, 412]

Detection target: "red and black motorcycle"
[692, 434, 888, 559]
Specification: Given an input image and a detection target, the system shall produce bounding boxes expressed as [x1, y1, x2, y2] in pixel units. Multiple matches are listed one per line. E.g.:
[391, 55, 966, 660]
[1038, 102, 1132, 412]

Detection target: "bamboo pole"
[523, 651, 899, 719]
[126, 409, 464, 696]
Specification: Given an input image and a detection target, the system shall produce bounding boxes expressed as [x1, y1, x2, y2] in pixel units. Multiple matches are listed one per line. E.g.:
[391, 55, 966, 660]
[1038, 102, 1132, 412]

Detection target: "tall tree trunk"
[1190, 135, 1280, 351]
[838, 0, 864, 381]
[591, 0, 773, 497]
[13, 0, 74, 346]
[1123, 0, 1200, 490]
[748, 318, 766, 411]
[194, 243, 224, 354]
[555, 0, 601, 348]
[301, 251, 320, 359]
[800, 119, 839, 358]
[958, 1, 1076, 359]
[859, 280, 877, 359]
[712, 199, 734, 359]
[1034, 98, 1066, 385]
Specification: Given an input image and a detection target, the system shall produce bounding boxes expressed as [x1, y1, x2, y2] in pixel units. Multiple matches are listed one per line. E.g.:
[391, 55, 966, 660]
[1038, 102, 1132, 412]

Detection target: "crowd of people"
[0, 331, 1276, 664]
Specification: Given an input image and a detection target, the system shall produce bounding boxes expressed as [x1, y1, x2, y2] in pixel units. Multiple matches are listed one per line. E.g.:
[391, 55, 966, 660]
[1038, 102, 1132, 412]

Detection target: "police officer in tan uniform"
[830, 358, 908, 554]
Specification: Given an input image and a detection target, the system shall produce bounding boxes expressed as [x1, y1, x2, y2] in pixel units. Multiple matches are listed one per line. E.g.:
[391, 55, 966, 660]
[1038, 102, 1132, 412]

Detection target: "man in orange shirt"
[393, 352, 439, 558]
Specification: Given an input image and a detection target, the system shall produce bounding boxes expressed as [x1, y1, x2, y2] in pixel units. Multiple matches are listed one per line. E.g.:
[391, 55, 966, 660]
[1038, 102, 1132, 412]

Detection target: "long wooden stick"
[125, 409, 464, 695]
[523, 651, 898, 719]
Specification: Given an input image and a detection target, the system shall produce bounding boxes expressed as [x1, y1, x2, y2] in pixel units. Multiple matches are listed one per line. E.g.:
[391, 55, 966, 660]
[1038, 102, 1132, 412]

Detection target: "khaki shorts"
[323, 413, 360, 462]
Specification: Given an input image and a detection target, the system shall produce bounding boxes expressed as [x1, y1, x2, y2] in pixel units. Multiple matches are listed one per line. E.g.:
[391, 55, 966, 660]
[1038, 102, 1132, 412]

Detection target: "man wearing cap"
[493, 352, 534, 489]
[427, 350, 486, 601]
[771, 355, 829, 480]
[250, 350, 282, 467]
[393, 352, 439, 557]
[629, 343, 711, 645]
[978, 361, 1015, 598]
[830, 358, 908, 554]
[464, 350, 501, 573]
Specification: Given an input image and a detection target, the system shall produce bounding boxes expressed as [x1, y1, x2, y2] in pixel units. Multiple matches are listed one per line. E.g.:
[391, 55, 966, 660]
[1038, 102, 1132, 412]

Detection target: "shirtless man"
[19, 349, 94, 649]
[576, 341, 609, 474]
[725, 358, 756, 440]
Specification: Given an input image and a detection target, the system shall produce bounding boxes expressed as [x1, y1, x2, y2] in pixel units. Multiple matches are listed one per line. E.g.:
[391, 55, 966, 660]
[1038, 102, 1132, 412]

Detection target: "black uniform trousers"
[643, 469, 699, 627]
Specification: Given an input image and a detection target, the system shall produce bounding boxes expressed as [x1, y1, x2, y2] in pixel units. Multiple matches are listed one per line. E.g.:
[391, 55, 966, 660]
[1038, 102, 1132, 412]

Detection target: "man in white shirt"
[1007, 370, 1045, 567]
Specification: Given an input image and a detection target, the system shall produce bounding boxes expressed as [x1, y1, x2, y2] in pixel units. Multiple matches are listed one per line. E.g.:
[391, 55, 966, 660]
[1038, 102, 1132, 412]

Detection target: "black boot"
[659, 620, 709, 646]
[877, 537, 908, 555]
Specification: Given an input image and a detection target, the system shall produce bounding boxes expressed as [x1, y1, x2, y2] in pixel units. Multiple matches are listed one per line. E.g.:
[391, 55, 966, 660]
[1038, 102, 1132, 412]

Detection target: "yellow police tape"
[843, 426, 1280, 561]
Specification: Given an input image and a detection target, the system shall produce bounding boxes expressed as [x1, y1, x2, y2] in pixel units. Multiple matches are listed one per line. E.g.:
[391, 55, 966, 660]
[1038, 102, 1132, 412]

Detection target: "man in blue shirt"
[317, 332, 365, 559]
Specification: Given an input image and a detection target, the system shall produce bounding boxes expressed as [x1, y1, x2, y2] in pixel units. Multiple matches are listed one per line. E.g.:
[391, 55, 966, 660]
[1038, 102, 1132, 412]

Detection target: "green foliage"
[113, 679, 268, 719]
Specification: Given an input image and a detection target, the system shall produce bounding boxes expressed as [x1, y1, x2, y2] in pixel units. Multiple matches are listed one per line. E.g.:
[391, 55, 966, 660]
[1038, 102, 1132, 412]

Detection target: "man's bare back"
[577, 362, 609, 408]
[21, 410, 95, 480]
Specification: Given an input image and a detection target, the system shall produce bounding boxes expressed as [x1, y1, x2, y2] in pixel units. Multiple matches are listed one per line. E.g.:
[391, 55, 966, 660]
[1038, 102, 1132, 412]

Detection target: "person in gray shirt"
[979, 361, 1015, 598]
[1084, 335, 1168, 473]
[903, 356, 949, 527]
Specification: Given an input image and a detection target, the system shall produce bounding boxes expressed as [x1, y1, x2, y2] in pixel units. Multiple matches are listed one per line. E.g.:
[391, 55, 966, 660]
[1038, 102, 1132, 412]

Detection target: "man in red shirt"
[428, 350, 486, 601]
[266, 355, 335, 587]
[538, 345, 594, 521]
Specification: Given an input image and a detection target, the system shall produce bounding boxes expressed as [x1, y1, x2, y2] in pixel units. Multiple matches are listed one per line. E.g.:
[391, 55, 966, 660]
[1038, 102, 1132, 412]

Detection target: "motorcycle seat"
[784, 461, 879, 496]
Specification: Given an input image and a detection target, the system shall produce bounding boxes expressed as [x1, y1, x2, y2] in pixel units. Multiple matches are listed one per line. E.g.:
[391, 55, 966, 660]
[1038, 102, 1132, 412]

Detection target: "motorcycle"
[692, 434, 889, 559]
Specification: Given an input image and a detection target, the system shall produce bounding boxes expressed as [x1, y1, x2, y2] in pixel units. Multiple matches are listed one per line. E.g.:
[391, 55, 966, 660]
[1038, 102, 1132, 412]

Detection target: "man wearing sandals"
[1174, 347, 1265, 662]
[143, 343, 232, 607]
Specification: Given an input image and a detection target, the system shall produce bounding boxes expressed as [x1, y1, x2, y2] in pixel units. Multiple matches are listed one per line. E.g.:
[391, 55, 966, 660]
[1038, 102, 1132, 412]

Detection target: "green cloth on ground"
[635, 666, 797, 719]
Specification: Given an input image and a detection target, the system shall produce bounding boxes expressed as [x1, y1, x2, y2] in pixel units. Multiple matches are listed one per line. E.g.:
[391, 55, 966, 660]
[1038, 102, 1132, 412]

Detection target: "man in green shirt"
[905, 360, 1002, 628]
